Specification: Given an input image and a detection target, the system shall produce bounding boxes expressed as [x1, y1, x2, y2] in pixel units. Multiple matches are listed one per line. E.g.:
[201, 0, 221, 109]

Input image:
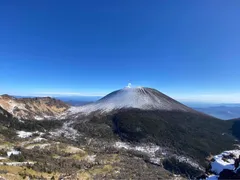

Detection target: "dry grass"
[0, 165, 61, 180]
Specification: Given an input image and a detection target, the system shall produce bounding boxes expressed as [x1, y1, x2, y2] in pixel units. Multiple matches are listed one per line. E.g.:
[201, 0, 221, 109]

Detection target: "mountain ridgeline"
[0, 94, 69, 120]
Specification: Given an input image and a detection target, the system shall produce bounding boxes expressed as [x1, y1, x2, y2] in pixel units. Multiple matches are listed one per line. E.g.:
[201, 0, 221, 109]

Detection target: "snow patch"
[34, 115, 55, 120]
[114, 141, 163, 164]
[0, 157, 7, 160]
[114, 142, 202, 169]
[50, 121, 78, 140]
[85, 155, 96, 163]
[35, 116, 44, 120]
[17, 130, 44, 138]
[0, 162, 34, 166]
[17, 131, 33, 138]
[150, 157, 162, 165]
[32, 137, 46, 143]
[210, 150, 240, 174]
[18, 119, 25, 123]
[7, 149, 21, 157]
[114, 141, 160, 157]
[205, 149, 240, 179]
[176, 156, 202, 170]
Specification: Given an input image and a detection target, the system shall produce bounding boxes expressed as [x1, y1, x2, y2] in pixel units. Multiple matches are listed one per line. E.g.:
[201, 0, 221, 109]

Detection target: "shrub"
[10, 154, 25, 162]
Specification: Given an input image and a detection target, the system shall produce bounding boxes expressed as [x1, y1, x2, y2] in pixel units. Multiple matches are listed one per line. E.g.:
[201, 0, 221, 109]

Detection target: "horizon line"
[1, 91, 240, 104]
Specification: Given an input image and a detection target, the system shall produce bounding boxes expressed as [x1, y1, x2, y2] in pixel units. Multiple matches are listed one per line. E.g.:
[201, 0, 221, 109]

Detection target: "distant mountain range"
[10, 93, 240, 120]
[183, 102, 240, 120]
[193, 106, 240, 120]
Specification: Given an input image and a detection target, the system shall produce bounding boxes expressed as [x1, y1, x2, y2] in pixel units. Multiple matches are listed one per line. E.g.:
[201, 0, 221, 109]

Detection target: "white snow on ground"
[150, 157, 162, 165]
[35, 115, 56, 120]
[43, 115, 55, 119]
[18, 119, 25, 123]
[35, 116, 44, 120]
[50, 121, 78, 140]
[210, 150, 240, 174]
[85, 155, 96, 163]
[114, 141, 160, 157]
[205, 149, 240, 180]
[32, 137, 46, 143]
[114, 141, 163, 164]
[17, 130, 44, 138]
[0, 162, 34, 166]
[62, 87, 193, 117]
[17, 131, 33, 138]
[114, 142, 203, 169]
[0, 157, 7, 160]
[7, 149, 21, 157]
[177, 155, 202, 170]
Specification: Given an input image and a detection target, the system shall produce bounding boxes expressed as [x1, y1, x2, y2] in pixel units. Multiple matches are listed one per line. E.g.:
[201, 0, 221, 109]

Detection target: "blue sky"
[0, 0, 240, 102]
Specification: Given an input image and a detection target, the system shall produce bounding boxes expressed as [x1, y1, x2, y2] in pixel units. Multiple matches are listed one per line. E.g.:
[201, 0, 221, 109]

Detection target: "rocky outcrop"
[202, 149, 240, 180]
[0, 106, 12, 119]
[0, 95, 69, 120]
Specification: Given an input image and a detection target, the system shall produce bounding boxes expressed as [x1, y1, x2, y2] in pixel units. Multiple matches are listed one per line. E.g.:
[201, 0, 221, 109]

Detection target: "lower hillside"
[0, 106, 239, 179]
[0, 107, 183, 180]
[73, 109, 237, 166]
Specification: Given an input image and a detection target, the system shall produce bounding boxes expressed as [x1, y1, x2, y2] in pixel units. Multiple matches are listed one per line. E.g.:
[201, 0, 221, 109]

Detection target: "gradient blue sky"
[1, 0, 240, 102]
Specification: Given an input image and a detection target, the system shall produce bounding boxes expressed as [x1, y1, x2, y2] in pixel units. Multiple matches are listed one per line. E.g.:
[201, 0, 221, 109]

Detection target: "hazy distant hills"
[57, 96, 101, 106]
[192, 105, 240, 120]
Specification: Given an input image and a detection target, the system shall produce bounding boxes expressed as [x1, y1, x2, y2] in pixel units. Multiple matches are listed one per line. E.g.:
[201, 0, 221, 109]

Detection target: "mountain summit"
[67, 87, 196, 116]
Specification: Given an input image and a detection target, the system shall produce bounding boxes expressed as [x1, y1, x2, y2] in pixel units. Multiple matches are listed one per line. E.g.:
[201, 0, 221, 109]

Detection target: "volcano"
[66, 87, 198, 116]
[62, 86, 238, 170]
